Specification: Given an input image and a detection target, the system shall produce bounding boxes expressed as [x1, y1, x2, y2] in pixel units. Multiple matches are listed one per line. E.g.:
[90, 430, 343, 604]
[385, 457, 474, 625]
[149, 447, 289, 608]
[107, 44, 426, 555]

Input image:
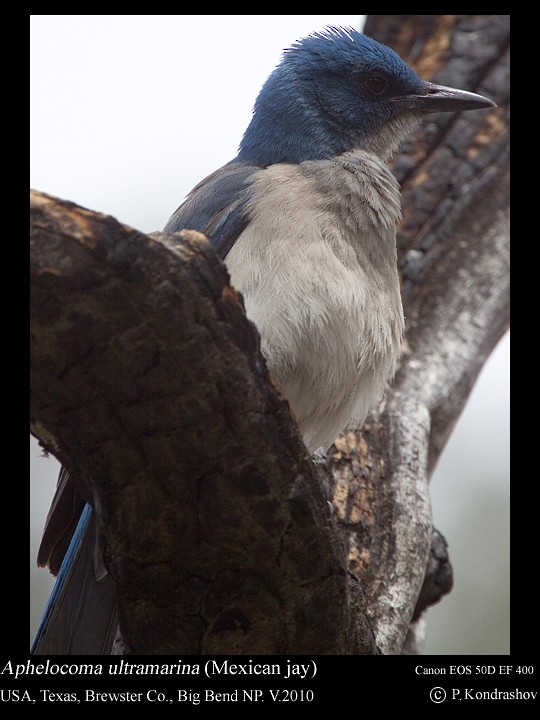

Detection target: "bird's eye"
[365, 74, 389, 96]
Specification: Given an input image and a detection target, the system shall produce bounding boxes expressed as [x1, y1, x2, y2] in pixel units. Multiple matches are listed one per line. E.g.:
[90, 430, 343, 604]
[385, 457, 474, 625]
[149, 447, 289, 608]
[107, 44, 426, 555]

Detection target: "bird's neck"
[355, 111, 422, 162]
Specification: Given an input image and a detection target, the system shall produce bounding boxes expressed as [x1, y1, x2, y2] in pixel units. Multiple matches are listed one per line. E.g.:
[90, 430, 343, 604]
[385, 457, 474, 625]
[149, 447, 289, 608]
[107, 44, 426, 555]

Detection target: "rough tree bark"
[30, 15, 509, 655]
[335, 13, 510, 653]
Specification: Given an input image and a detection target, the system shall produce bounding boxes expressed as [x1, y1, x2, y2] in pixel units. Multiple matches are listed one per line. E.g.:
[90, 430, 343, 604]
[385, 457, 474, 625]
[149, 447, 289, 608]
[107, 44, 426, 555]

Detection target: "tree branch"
[324, 14, 509, 654]
[30, 190, 375, 654]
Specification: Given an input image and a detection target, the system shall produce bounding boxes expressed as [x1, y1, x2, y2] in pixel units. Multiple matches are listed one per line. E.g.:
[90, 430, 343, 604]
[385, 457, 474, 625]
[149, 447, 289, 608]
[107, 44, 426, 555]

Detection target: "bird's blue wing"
[163, 162, 259, 259]
[31, 504, 119, 654]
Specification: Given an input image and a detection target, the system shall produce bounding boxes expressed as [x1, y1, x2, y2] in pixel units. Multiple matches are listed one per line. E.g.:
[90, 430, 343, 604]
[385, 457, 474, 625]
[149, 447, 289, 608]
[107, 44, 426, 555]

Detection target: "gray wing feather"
[163, 162, 259, 259]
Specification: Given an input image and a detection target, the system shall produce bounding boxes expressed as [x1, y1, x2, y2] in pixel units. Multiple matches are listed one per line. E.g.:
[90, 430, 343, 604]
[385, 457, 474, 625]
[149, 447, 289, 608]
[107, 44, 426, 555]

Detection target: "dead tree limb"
[30, 191, 375, 654]
[327, 14, 509, 653]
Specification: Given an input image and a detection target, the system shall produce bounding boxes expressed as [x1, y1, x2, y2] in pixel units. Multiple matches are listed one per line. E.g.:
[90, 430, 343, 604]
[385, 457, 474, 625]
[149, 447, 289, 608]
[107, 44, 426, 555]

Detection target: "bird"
[162, 26, 495, 451]
[32, 26, 495, 654]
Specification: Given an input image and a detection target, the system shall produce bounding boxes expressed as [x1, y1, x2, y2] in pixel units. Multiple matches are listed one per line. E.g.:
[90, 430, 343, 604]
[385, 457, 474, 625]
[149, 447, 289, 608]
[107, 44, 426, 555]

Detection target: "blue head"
[236, 26, 494, 166]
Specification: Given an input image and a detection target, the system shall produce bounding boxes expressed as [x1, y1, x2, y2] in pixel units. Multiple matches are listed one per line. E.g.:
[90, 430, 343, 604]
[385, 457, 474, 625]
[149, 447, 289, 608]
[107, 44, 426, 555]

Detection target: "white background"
[30, 14, 509, 654]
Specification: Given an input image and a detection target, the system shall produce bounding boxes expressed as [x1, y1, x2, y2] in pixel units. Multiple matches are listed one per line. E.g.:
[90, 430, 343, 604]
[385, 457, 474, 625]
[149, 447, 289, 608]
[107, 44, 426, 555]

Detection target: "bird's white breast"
[224, 149, 405, 452]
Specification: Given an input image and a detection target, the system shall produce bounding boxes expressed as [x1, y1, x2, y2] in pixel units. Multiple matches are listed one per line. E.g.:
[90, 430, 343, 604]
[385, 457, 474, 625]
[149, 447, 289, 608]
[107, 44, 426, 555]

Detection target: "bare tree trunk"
[30, 14, 509, 655]
[335, 13, 510, 653]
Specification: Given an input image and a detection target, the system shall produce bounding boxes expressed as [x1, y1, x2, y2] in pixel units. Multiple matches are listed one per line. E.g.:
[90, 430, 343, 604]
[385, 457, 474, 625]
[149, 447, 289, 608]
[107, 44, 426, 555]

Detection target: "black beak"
[394, 81, 497, 113]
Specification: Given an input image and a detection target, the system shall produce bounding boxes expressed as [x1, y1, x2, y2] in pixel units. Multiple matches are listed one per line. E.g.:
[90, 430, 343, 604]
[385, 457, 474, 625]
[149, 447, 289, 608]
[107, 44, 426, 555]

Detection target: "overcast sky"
[30, 15, 509, 654]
